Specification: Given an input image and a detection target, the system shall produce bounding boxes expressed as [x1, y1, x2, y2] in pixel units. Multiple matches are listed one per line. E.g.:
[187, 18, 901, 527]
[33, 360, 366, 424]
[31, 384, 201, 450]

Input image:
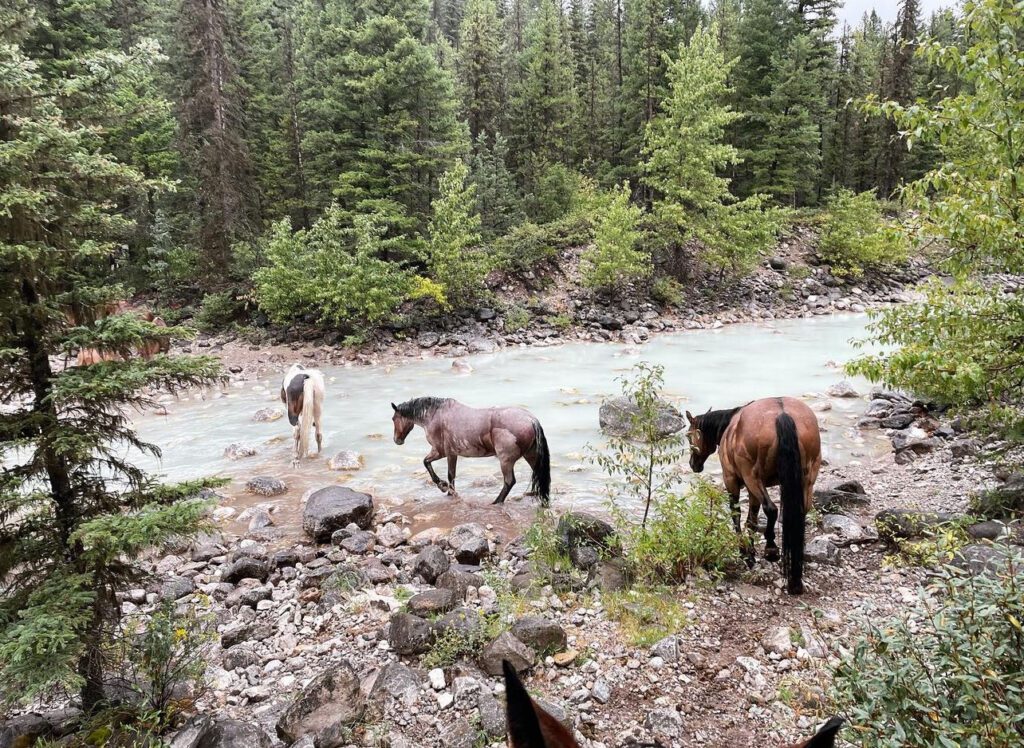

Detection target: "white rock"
[428, 668, 446, 691]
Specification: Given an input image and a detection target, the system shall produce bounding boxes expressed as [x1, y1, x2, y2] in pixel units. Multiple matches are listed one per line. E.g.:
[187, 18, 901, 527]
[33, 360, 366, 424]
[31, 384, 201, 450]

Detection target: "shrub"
[692, 197, 792, 277]
[492, 213, 594, 273]
[503, 305, 531, 332]
[194, 291, 244, 331]
[427, 161, 490, 310]
[819, 189, 908, 276]
[423, 613, 489, 669]
[581, 183, 651, 294]
[523, 161, 582, 224]
[650, 276, 683, 306]
[832, 560, 1024, 747]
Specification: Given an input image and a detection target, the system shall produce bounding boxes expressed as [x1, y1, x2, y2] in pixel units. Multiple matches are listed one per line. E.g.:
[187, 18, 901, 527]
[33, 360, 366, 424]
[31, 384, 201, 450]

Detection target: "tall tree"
[457, 0, 506, 141]
[470, 133, 523, 238]
[0, 9, 221, 709]
[878, 0, 921, 196]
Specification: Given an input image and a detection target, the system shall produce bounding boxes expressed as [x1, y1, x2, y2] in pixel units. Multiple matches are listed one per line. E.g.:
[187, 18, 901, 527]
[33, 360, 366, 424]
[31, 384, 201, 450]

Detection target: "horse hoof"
[744, 556, 756, 570]
[788, 581, 805, 595]
[764, 548, 781, 563]
[492, 497, 505, 505]
[437, 481, 449, 493]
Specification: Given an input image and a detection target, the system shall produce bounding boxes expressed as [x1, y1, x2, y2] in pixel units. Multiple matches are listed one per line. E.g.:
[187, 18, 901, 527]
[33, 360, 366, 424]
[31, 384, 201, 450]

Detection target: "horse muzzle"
[689, 457, 705, 473]
[394, 437, 405, 446]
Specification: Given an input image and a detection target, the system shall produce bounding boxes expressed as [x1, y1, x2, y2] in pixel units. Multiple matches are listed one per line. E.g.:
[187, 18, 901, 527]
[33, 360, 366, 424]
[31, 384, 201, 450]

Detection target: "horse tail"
[776, 411, 805, 594]
[529, 420, 551, 506]
[298, 375, 316, 460]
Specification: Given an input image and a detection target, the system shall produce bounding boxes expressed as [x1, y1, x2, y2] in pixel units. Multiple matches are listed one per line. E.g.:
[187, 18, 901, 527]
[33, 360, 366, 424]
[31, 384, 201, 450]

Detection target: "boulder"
[951, 544, 1023, 577]
[376, 522, 406, 548]
[761, 626, 794, 656]
[328, 450, 364, 471]
[388, 612, 434, 655]
[171, 715, 272, 748]
[587, 559, 630, 591]
[510, 616, 567, 653]
[302, 486, 374, 542]
[220, 556, 270, 584]
[276, 662, 365, 748]
[476, 690, 506, 739]
[434, 607, 485, 639]
[161, 575, 196, 601]
[252, 408, 283, 423]
[245, 476, 287, 496]
[455, 537, 489, 565]
[224, 443, 259, 460]
[412, 546, 450, 583]
[950, 438, 980, 459]
[338, 530, 375, 555]
[645, 708, 684, 742]
[650, 635, 679, 663]
[804, 536, 841, 566]
[599, 396, 684, 438]
[825, 381, 859, 398]
[436, 569, 484, 599]
[821, 514, 867, 546]
[447, 523, 487, 550]
[245, 507, 274, 532]
[478, 632, 535, 676]
[967, 520, 1010, 541]
[367, 662, 423, 715]
[557, 512, 618, 567]
[407, 589, 457, 617]
[225, 580, 271, 608]
[222, 645, 261, 671]
[0, 713, 53, 748]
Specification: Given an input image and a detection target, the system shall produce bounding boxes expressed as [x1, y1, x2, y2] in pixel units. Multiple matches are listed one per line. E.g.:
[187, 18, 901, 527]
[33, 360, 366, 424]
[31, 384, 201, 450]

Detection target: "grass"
[604, 586, 691, 647]
[422, 614, 489, 669]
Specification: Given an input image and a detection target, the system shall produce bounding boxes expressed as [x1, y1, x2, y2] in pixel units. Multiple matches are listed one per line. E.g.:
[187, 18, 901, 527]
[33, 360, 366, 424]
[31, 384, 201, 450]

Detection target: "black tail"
[529, 420, 551, 506]
[805, 716, 844, 747]
[776, 412, 806, 594]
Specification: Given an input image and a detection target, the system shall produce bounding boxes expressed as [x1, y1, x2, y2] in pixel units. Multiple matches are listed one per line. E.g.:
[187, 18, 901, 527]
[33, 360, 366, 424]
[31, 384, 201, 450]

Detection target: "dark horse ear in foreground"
[502, 660, 843, 748]
[391, 397, 550, 505]
[686, 397, 821, 595]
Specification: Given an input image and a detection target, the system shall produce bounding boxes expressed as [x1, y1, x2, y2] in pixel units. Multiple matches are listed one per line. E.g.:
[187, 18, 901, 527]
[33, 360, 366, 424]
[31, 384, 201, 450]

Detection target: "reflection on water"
[132, 314, 888, 535]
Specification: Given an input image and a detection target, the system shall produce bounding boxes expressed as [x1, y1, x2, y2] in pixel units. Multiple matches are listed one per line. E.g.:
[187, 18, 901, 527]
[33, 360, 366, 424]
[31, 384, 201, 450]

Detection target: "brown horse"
[686, 397, 821, 595]
[76, 311, 170, 365]
[502, 660, 843, 748]
[391, 397, 550, 505]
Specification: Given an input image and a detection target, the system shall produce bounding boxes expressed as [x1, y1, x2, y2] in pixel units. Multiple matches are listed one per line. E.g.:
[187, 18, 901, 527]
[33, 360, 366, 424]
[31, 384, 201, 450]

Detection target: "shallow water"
[131, 314, 888, 536]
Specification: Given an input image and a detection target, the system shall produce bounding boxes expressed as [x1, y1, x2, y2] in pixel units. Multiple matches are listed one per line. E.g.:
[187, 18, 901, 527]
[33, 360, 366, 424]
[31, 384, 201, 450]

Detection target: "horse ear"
[799, 716, 844, 748]
[503, 661, 547, 748]
[391, 402, 398, 412]
[705, 406, 712, 414]
[685, 410, 694, 423]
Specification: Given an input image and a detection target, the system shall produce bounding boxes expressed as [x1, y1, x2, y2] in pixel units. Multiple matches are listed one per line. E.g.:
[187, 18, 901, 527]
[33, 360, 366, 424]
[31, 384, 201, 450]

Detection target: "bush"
[832, 560, 1024, 747]
[194, 291, 244, 331]
[492, 213, 594, 273]
[522, 161, 582, 224]
[427, 161, 490, 310]
[423, 613, 489, 669]
[650, 276, 683, 306]
[692, 196, 791, 277]
[819, 189, 908, 276]
[581, 183, 651, 294]
[503, 305, 531, 332]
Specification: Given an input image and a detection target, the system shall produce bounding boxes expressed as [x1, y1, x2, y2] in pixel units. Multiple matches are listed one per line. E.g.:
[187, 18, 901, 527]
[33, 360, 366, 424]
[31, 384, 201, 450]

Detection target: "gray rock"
[769, 256, 787, 271]
[455, 537, 489, 565]
[557, 512, 617, 563]
[171, 715, 272, 748]
[447, 523, 487, 550]
[224, 443, 259, 460]
[0, 713, 53, 748]
[476, 308, 496, 322]
[376, 522, 406, 548]
[804, 536, 841, 566]
[161, 576, 196, 601]
[302, 486, 374, 542]
[814, 484, 870, 513]
[338, 530, 375, 555]
[826, 381, 859, 398]
[891, 434, 938, 456]
[361, 557, 396, 584]
[479, 631, 535, 676]
[367, 662, 423, 715]
[951, 544, 1024, 577]
[220, 556, 270, 583]
[875, 509, 963, 541]
[645, 707, 684, 741]
[412, 546, 450, 583]
[592, 679, 611, 704]
[434, 607, 485, 639]
[510, 616, 567, 654]
[821, 514, 866, 545]
[276, 662, 365, 748]
[407, 589, 456, 617]
[599, 396, 683, 438]
[418, 331, 441, 348]
[761, 626, 794, 656]
[587, 559, 630, 591]
[967, 520, 1010, 541]
[252, 408, 283, 423]
[222, 645, 261, 671]
[950, 438, 980, 459]
[476, 690, 506, 739]
[245, 476, 287, 496]
[327, 450, 363, 471]
[650, 635, 679, 663]
[436, 569, 483, 599]
[388, 612, 434, 655]
[225, 579, 271, 608]
[881, 413, 916, 429]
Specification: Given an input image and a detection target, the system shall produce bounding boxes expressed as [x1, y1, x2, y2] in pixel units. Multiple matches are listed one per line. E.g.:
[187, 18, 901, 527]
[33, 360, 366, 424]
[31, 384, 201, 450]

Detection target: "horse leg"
[446, 455, 458, 496]
[750, 483, 780, 563]
[291, 425, 301, 467]
[492, 432, 520, 504]
[423, 447, 449, 493]
[723, 473, 742, 535]
[492, 460, 516, 504]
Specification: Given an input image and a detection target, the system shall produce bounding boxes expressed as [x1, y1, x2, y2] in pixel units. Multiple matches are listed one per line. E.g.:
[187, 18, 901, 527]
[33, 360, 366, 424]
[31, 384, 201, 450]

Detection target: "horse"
[391, 397, 550, 505]
[280, 363, 325, 466]
[75, 310, 171, 365]
[686, 397, 821, 595]
[502, 660, 844, 748]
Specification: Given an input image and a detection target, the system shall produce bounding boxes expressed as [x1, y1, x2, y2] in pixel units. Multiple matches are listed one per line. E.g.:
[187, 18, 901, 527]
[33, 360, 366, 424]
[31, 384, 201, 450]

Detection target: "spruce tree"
[0, 12, 222, 709]
[457, 0, 506, 141]
[427, 161, 488, 309]
[879, 0, 920, 196]
[470, 133, 524, 238]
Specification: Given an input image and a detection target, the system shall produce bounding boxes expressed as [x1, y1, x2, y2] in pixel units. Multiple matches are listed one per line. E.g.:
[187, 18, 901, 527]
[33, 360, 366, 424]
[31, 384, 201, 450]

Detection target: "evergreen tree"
[470, 133, 524, 238]
[581, 183, 650, 293]
[0, 13, 221, 709]
[879, 0, 920, 196]
[427, 162, 489, 308]
[457, 0, 506, 140]
[578, 0, 624, 177]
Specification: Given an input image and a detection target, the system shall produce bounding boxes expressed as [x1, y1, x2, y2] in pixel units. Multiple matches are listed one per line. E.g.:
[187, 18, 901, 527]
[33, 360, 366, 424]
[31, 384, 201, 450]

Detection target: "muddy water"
[132, 314, 887, 539]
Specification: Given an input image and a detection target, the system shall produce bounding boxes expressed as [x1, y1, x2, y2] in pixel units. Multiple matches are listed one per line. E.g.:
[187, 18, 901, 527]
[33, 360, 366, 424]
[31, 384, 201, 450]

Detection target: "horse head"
[685, 408, 712, 473]
[391, 402, 414, 445]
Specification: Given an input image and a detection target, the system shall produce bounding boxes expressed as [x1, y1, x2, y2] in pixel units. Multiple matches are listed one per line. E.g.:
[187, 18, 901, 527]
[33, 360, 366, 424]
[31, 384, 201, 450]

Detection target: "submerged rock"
[599, 396, 684, 438]
[224, 443, 259, 460]
[328, 450, 364, 471]
[252, 407, 283, 423]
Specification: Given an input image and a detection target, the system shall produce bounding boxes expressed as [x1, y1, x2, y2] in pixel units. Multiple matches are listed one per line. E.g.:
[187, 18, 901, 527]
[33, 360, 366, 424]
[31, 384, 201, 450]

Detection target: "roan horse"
[502, 660, 844, 748]
[391, 397, 550, 505]
[281, 363, 326, 467]
[686, 397, 821, 595]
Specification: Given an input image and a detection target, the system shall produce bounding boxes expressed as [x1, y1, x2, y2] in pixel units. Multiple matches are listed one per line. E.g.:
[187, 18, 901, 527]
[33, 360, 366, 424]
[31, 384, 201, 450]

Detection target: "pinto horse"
[391, 397, 551, 505]
[502, 660, 843, 748]
[281, 363, 326, 466]
[686, 397, 821, 595]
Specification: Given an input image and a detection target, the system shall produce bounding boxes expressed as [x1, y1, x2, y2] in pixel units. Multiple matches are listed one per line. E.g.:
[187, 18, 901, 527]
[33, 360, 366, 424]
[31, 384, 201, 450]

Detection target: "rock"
[161, 575, 196, 601]
[224, 443, 259, 460]
[367, 662, 423, 714]
[418, 332, 440, 348]
[436, 568, 482, 600]
[814, 484, 870, 513]
[467, 338, 498, 354]
[769, 256, 787, 271]
[599, 396, 684, 438]
[412, 545, 450, 583]
[338, 530, 375, 555]
[220, 556, 270, 583]
[408, 589, 457, 617]
[223, 645, 261, 671]
[302, 486, 374, 542]
[171, 715, 272, 748]
[245, 476, 287, 496]
[967, 520, 1010, 541]
[804, 536, 841, 566]
[479, 632, 535, 676]
[826, 381, 859, 398]
[388, 612, 434, 655]
[447, 523, 487, 550]
[0, 713, 53, 748]
[510, 616, 567, 654]
[950, 438, 980, 459]
[881, 413, 916, 429]
[476, 307, 496, 322]
[434, 607, 485, 639]
[761, 626, 794, 656]
[891, 433, 938, 456]
[327, 450, 364, 471]
[650, 635, 679, 663]
[587, 559, 630, 591]
[951, 544, 1023, 577]
[645, 708, 684, 742]
[552, 650, 577, 666]
[225, 580, 271, 608]
[973, 474, 1024, 519]
[821, 514, 866, 545]
[476, 690, 506, 739]
[557, 512, 617, 566]
[244, 507, 274, 532]
[428, 668, 446, 691]
[592, 679, 611, 704]
[410, 527, 447, 548]
[252, 408, 283, 423]
[455, 537, 489, 565]
[276, 662, 365, 748]
[376, 522, 406, 548]
[875, 509, 963, 541]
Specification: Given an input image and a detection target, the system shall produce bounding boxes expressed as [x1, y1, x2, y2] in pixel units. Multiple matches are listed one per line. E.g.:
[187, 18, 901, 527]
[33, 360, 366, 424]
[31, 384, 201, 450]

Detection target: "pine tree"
[457, 0, 506, 141]
[578, 0, 624, 177]
[470, 133, 524, 238]
[879, 0, 920, 196]
[0, 12, 221, 709]
[581, 182, 650, 293]
[427, 161, 488, 308]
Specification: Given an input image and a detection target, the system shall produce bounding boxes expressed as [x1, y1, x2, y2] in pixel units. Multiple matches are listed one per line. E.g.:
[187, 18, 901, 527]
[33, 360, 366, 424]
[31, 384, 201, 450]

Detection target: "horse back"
[722, 397, 820, 475]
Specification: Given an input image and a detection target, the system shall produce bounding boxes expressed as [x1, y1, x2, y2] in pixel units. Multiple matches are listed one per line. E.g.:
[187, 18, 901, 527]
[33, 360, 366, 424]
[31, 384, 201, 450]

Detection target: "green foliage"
[194, 291, 244, 331]
[832, 560, 1024, 747]
[470, 133, 523, 239]
[522, 162, 583, 225]
[970, 479, 1024, 521]
[581, 183, 650, 293]
[422, 613, 489, 669]
[492, 214, 593, 273]
[604, 587, 691, 647]
[593, 363, 687, 528]
[819, 189, 908, 276]
[253, 207, 417, 331]
[427, 161, 488, 310]
[650, 276, 683, 306]
[523, 508, 574, 577]
[503, 305, 531, 333]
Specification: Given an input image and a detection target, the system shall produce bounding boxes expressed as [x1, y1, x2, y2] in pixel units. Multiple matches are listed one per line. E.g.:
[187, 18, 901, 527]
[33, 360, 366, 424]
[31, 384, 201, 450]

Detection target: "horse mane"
[396, 396, 452, 421]
[695, 406, 742, 450]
